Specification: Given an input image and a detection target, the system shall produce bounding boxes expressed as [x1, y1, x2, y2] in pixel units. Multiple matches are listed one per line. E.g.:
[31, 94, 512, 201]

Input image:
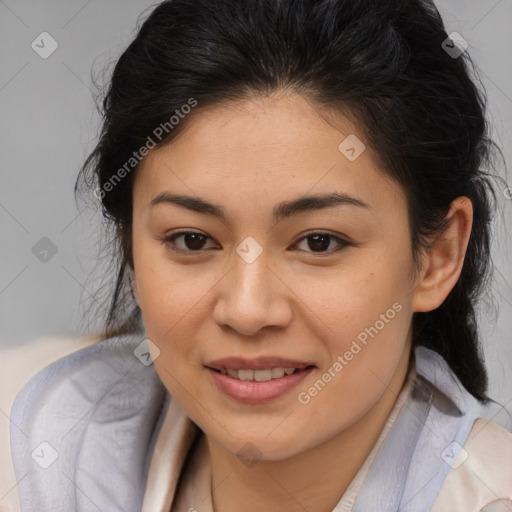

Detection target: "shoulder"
[0, 334, 101, 412]
[432, 417, 512, 512]
[7, 334, 168, 512]
[0, 335, 100, 512]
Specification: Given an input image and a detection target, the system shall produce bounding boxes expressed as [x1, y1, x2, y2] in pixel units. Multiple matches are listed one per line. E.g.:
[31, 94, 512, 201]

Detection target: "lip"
[205, 356, 314, 371]
[206, 366, 315, 404]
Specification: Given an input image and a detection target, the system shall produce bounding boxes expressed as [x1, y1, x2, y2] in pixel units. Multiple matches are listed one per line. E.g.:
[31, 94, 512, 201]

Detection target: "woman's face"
[131, 92, 420, 460]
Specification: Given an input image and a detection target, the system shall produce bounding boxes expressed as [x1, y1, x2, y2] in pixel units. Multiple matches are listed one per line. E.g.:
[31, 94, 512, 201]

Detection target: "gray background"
[1, 1, 511, 408]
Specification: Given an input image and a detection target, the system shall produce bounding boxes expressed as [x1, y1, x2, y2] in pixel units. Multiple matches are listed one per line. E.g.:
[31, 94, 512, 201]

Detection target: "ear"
[412, 196, 473, 313]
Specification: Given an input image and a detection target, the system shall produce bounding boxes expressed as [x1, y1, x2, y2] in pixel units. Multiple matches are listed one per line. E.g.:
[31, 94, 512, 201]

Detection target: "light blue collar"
[352, 346, 483, 511]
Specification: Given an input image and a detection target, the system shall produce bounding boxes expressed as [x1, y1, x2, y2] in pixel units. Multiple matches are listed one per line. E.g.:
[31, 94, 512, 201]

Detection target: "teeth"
[218, 367, 303, 381]
[271, 367, 285, 378]
[238, 369, 255, 381]
[254, 369, 272, 381]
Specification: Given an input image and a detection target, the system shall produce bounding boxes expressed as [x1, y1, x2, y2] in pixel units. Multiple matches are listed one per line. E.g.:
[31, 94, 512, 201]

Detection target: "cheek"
[134, 241, 203, 329]
[294, 301, 410, 447]
[295, 248, 412, 396]
[295, 248, 410, 341]
[134, 258, 208, 401]
[133, 249, 184, 353]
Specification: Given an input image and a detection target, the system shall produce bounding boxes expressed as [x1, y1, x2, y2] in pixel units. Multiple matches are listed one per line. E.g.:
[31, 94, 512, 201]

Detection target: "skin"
[130, 91, 473, 512]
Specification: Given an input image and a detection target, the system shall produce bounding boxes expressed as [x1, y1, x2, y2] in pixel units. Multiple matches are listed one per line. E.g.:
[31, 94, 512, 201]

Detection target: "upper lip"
[205, 356, 315, 371]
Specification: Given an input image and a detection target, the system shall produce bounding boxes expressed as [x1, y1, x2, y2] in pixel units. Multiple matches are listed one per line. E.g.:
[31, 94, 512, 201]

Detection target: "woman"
[9, 0, 512, 510]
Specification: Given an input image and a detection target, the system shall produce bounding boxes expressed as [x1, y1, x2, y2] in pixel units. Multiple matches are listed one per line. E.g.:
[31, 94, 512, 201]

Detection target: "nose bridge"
[234, 244, 271, 302]
[213, 237, 291, 335]
[230, 239, 274, 313]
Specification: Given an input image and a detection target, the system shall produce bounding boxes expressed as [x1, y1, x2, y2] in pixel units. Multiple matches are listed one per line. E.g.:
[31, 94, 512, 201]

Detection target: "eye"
[292, 231, 351, 255]
[163, 231, 217, 253]
[163, 230, 350, 255]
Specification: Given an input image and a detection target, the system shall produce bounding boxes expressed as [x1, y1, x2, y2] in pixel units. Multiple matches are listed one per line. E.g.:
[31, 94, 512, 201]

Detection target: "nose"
[212, 248, 293, 336]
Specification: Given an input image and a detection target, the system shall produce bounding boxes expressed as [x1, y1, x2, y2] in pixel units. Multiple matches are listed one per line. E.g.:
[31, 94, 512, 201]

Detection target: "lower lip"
[206, 367, 314, 404]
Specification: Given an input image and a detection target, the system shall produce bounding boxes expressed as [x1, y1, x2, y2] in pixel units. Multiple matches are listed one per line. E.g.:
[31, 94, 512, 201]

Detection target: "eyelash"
[162, 230, 351, 256]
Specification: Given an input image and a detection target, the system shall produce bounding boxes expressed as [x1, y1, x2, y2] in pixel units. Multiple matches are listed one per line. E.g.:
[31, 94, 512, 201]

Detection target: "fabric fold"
[9, 334, 167, 512]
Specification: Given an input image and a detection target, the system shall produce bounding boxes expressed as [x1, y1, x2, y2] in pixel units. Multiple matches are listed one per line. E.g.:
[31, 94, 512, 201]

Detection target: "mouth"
[205, 365, 315, 382]
[205, 364, 316, 404]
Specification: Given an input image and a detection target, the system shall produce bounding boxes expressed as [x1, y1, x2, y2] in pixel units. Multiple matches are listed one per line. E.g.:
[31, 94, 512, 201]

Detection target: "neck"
[206, 346, 413, 512]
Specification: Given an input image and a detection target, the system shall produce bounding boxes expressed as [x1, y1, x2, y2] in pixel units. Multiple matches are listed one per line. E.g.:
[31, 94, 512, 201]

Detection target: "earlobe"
[412, 196, 473, 313]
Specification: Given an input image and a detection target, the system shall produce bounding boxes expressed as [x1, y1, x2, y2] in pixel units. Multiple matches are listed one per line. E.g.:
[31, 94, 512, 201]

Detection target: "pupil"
[185, 233, 205, 250]
[308, 234, 330, 252]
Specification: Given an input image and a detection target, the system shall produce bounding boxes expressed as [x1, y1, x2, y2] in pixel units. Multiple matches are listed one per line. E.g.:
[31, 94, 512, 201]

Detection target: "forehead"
[134, 93, 407, 221]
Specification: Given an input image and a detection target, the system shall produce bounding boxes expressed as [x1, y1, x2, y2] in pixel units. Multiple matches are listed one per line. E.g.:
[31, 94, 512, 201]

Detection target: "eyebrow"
[150, 191, 371, 223]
